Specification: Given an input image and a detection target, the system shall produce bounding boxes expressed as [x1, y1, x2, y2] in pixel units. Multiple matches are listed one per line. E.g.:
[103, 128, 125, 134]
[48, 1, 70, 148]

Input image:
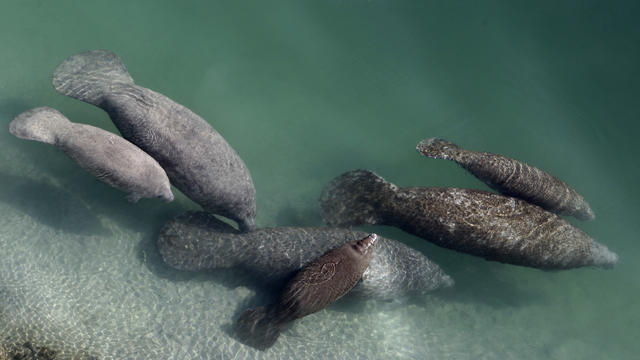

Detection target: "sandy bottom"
[0, 146, 627, 360]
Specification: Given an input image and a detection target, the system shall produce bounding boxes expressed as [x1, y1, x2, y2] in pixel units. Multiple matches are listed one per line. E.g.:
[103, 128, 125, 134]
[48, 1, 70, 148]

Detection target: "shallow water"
[0, 0, 638, 359]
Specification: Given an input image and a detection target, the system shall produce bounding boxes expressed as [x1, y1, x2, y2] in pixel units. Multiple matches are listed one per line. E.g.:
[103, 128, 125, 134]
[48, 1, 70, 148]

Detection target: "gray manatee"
[157, 211, 454, 300]
[319, 170, 618, 270]
[52, 50, 256, 231]
[9, 107, 173, 203]
[417, 138, 595, 221]
[234, 234, 378, 350]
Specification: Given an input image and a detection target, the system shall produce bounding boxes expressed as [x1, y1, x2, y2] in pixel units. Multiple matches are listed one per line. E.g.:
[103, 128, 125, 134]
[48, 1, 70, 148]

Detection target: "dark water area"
[0, 1, 638, 359]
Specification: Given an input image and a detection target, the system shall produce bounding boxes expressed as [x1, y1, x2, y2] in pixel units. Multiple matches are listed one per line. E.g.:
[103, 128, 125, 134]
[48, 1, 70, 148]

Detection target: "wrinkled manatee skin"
[320, 170, 617, 270]
[53, 50, 256, 230]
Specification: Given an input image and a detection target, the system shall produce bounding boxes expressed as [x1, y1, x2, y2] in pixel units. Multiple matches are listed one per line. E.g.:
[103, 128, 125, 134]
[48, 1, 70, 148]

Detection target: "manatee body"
[157, 211, 453, 300]
[234, 234, 378, 350]
[9, 107, 173, 203]
[417, 138, 595, 221]
[320, 170, 617, 270]
[52, 50, 256, 231]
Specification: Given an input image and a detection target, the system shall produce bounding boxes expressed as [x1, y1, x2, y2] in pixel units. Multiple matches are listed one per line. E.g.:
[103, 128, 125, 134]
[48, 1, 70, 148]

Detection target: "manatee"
[52, 50, 256, 231]
[233, 233, 378, 350]
[319, 170, 618, 270]
[157, 211, 453, 300]
[417, 138, 595, 221]
[9, 107, 173, 203]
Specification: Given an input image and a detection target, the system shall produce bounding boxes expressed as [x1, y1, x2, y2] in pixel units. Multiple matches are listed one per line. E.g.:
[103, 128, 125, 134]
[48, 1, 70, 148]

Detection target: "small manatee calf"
[234, 233, 378, 350]
[417, 138, 595, 221]
[320, 170, 618, 270]
[53, 50, 256, 231]
[9, 107, 173, 203]
[157, 211, 453, 300]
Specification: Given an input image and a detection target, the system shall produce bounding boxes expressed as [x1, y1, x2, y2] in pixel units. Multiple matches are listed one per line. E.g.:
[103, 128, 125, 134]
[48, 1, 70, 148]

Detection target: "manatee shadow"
[0, 171, 110, 236]
[86, 186, 190, 235]
[220, 283, 286, 347]
[142, 232, 287, 347]
[138, 216, 290, 343]
[424, 253, 547, 309]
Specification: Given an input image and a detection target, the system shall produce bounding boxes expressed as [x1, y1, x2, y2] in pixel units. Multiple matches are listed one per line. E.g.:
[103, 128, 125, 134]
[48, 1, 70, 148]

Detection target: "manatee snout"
[159, 191, 174, 203]
[354, 233, 377, 255]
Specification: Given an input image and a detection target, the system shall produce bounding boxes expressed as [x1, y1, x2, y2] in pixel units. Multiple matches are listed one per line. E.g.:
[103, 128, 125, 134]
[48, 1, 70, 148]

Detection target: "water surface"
[0, 1, 638, 359]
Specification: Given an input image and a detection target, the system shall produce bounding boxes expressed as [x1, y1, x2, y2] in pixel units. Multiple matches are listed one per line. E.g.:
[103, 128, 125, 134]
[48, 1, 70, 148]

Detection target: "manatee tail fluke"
[9, 107, 71, 145]
[234, 306, 281, 351]
[52, 50, 134, 106]
[156, 211, 240, 271]
[589, 242, 618, 269]
[319, 170, 395, 227]
[416, 138, 461, 160]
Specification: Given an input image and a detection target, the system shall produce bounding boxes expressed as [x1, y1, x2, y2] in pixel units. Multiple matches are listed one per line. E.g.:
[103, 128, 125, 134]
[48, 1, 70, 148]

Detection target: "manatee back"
[388, 186, 616, 270]
[54, 123, 171, 201]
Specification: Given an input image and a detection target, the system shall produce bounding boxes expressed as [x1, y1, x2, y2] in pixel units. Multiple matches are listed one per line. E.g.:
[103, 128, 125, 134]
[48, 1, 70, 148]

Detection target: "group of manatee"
[8, 49, 617, 351]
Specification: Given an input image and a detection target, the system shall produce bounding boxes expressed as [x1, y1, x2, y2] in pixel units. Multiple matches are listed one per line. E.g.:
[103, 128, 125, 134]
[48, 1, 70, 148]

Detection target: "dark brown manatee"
[417, 138, 595, 221]
[157, 211, 453, 300]
[52, 50, 256, 231]
[233, 234, 377, 350]
[9, 107, 173, 203]
[320, 170, 617, 270]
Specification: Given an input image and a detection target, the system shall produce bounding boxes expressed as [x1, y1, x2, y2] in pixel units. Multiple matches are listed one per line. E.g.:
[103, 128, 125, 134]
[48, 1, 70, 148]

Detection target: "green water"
[0, 0, 638, 359]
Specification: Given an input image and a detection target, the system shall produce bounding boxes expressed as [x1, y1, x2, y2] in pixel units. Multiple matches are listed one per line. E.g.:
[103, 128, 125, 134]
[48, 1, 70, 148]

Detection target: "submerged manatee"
[320, 170, 617, 270]
[157, 211, 453, 300]
[52, 50, 256, 230]
[9, 107, 173, 203]
[234, 234, 378, 350]
[417, 138, 595, 221]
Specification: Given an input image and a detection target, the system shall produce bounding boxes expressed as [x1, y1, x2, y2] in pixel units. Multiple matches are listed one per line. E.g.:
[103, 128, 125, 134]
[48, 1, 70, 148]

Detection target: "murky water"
[0, 1, 638, 359]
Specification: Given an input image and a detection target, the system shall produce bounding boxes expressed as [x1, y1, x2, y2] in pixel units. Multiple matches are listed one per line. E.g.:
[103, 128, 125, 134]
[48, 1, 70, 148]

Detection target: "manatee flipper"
[319, 170, 395, 227]
[52, 50, 134, 106]
[417, 137, 595, 221]
[9, 107, 71, 145]
[234, 307, 281, 351]
[125, 193, 141, 203]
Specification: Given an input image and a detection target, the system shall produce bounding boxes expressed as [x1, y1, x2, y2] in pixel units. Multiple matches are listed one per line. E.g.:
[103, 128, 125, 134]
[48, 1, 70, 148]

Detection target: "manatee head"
[142, 162, 173, 202]
[154, 183, 174, 203]
[350, 233, 378, 258]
